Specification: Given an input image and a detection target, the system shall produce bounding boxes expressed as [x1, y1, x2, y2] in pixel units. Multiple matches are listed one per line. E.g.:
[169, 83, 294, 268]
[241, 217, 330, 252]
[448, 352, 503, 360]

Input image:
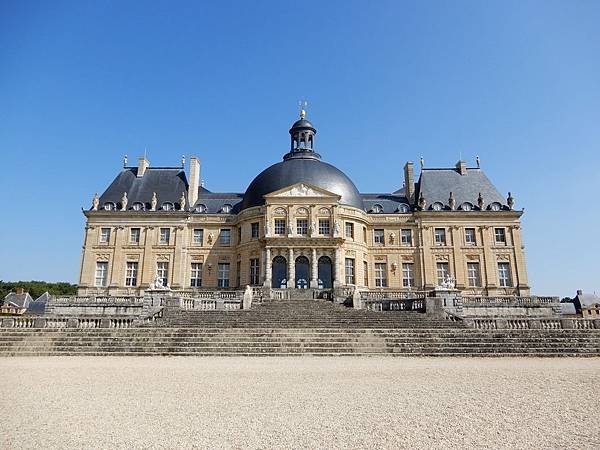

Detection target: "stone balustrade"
[461, 296, 559, 307]
[0, 316, 138, 329]
[465, 317, 600, 330]
[360, 290, 428, 301]
[53, 296, 144, 304]
[364, 298, 425, 312]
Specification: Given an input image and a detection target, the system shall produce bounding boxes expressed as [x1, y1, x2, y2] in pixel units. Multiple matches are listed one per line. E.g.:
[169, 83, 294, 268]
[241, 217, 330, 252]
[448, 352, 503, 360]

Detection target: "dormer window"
[132, 202, 144, 211]
[195, 204, 207, 213]
[489, 202, 502, 211]
[162, 202, 174, 211]
[103, 202, 116, 211]
[460, 202, 473, 211]
[431, 202, 444, 211]
[221, 204, 232, 214]
[372, 204, 383, 214]
[397, 203, 410, 213]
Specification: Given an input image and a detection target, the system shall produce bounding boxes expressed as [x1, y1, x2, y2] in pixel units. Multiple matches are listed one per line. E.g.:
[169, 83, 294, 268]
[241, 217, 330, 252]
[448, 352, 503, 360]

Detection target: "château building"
[78, 111, 530, 297]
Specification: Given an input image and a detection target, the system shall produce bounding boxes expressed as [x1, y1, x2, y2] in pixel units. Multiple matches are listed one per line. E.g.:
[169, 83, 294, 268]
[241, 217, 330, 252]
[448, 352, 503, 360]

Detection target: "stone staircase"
[1, 299, 599, 356]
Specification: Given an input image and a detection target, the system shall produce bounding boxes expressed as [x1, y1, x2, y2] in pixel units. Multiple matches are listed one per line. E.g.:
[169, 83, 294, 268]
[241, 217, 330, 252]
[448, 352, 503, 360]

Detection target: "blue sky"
[0, 0, 598, 297]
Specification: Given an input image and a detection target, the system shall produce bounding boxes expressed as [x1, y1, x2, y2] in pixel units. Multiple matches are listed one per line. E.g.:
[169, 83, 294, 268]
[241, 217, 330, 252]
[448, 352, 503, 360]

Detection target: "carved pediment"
[265, 183, 340, 200]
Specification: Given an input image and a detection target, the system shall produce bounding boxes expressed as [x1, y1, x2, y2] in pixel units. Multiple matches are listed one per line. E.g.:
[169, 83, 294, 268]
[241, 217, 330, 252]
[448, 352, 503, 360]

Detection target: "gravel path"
[1, 357, 598, 449]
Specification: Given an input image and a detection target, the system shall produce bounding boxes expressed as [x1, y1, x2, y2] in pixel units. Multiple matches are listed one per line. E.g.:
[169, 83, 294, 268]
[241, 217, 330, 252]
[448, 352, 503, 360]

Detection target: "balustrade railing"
[364, 298, 425, 312]
[360, 290, 428, 301]
[461, 296, 559, 307]
[53, 296, 144, 305]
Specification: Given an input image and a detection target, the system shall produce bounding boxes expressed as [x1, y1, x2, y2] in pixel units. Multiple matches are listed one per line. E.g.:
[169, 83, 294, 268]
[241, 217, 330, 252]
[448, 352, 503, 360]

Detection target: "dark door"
[295, 256, 310, 289]
[272, 256, 287, 288]
[318, 256, 333, 288]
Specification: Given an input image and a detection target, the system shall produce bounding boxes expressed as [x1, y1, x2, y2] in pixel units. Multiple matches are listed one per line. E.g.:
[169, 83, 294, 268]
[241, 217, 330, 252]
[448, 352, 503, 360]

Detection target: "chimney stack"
[138, 157, 150, 177]
[189, 156, 201, 207]
[403, 161, 414, 203]
[15, 287, 24, 295]
[456, 160, 467, 175]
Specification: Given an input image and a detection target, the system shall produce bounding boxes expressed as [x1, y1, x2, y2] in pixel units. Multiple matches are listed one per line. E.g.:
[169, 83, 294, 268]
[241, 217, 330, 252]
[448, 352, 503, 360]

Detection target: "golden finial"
[298, 100, 308, 119]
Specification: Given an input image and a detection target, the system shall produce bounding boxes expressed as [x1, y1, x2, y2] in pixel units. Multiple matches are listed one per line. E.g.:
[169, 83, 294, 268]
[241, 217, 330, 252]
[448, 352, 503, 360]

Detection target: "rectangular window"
[129, 228, 140, 244]
[467, 262, 481, 287]
[495, 228, 506, 244]
[251, 222, 259, 239]
[125, 262, 138, 287]
[319, 219, 330, 236]
[402, 263, 414, 288]
[374, 229, 384, 245]
[190, 263, 203, 287]
[296, 219, 308, 236]
[375, 263, 387, 287]
[465, 228, 476, 245]
[159, 228, 170, 244]
[250, 258, 260, 285]
[498, 262, 512, 287]
[95, 262, 108, 287]
[193, 228, 204, 245]
[401, 229, 412, 246]
[345, 222, 354, 239]
[345, 258, 355, 285]
[100, 228, 111, 244]
[238, 227, 242, 244]
[434, 228, 446, 246]
[218, 263, 230, 288]
[363, 227, 367, 243]
[157, 262, 169, 286]
[220, 229, 231, 245]
[363, 261, 369, 286]
[274, 219, 286, 235]
[436, 262, 449, 285]
[236, 260, 241, 286]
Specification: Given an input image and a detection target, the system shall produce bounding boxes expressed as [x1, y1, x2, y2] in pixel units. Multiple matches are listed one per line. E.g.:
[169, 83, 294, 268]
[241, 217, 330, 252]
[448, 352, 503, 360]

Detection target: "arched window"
[162, 202, 174, 211]
[132, 202, 144, 211]
[460, 202, 473, 211]
[431, 202, 444, 211]
[371, 204, 383, 214]
[489, 202, 502, 211]
[221, 204, 232, 214]
[195, 204, 207, 213]
[397, 203, 410, 213]
[103, 202, 116, 211]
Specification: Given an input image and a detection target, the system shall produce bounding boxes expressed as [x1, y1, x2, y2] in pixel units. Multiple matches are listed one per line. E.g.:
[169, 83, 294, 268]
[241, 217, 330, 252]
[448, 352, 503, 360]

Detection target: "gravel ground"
[0, 357, 599, 449]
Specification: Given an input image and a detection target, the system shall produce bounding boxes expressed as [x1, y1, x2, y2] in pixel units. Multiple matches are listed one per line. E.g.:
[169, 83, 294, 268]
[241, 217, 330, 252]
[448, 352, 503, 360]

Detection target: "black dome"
[290, 118, 315, 131]
[241, 156, 364, 211]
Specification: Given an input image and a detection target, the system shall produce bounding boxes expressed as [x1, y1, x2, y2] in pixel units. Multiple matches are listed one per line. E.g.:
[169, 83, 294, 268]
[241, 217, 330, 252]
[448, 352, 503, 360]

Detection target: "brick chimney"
[189, 156, 201, 207]
[403, 161, 414, 203]
[15, 287, 24, 295]
[138, 157, 150, 177]
[456, 160, 467, 175]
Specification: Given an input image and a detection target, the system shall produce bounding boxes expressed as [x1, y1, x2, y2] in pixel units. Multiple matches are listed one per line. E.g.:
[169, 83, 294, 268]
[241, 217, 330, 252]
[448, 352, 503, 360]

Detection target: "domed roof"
[290, 118, 315, 131]
[241, 156, 364, 211]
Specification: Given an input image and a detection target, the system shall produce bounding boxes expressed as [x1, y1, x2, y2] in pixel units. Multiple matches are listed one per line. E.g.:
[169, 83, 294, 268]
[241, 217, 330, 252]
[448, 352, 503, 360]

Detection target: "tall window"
[130, 228, 141, 244]
[220, 229, 231, 245]
[218, 263, 230, 288]
[318, 219, 330, 236]
[375, 263, 387, 287]
[495, 228, 506, 244]
[296, 219, 308, 236]
[434, 228, 446, 246]
[274, 219, 286, 235]
[125, 262, 138, 287]
[402, 263, 414, 288]
[251, 222, 259, 239]
[467, 262, 481, 287]
[465, 228, 476, 245]
[190, 263, 202, 287]
[345, 258, 355, 285]
[363, 261, 369, 286]
[436, 262, 449, 285]
[498, 262, 512, 287]
[374, 229, 384, 245]
[236, 260, 241, 286]
[157, 262, 169, 286]
[250, 258, 260, 285]
[237, 227, 242, 244]
[159, 228, 170, 244]
[345, 222, 354, 239]
[100, 228, 111, 244]
[363, 227, 367, 243]
[95, 262, 108, 287]
[193, 228, 204, 245]
[401, 229, 412, 246]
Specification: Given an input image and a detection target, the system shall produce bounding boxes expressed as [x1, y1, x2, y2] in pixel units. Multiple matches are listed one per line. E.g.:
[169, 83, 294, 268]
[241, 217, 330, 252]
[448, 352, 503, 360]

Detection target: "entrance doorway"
[272, 256, 287, 288]
[295, 256, 310, 289]
[318, 256, 333, 288]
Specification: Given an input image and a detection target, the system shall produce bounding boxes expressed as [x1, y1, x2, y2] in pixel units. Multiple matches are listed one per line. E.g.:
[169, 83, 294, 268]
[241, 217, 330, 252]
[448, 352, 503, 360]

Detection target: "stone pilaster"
[140, 227, 155, 287]
[311, 248, 318, 287]
[288, 247, 295, 288]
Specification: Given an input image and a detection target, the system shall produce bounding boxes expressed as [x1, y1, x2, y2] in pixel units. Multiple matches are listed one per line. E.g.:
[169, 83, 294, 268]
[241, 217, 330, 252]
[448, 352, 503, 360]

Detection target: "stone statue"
[389, 232, 396, 244]
[420, 157, 424, 169]
[149, 274, 170, 291]
[92, 193, 99, 211]
[477, 192, 484, 210]
[123, 155, 128, 167]
[418, 193, 426, 210]
[288, 223, 293, 235]
[207, 232, 214, 244]
[180, 192, 186, 211]
[121, 192, 128, 211]
[449, 191, 456, 210]
[150, 192, 157, 211]
[507, 192, 514, 210]
[311, 221, 316, 236]
[334, 220, 341, 236]
[264, 222, 270, 237]
[476, 155, 480, 168]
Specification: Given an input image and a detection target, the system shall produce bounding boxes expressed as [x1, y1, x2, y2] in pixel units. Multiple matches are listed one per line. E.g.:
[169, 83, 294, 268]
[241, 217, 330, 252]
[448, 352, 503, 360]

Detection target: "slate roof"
[98, 168, 189, 211]
[192, 192, 244, 214]
[28, 292, 50, 314]
[361, 192, 411, 214]
[574, 292, 600, 308]
[3, 292, 34, 309]
[416, 167, 507, 211]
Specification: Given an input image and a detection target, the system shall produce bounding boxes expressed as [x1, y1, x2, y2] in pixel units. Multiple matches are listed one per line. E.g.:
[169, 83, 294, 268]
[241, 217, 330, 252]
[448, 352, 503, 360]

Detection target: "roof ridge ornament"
[298, 99, 308, 119]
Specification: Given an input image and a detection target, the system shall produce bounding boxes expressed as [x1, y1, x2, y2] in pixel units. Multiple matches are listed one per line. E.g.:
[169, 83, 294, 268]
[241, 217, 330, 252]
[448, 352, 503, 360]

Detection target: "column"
[140, 227, 155, 287]
[451, 226, 466, 289]
[171, 226, 185, 289]
[333, 247, 342, 287]
[311, 248, 318, 288]
[264, 247, 272, 287]
[510, 225, 529, 294]
[109, 226, 125, 288]
[420, 225, 434, 289]
[481, 226, 497, 293]
[288, 248, 295, 288]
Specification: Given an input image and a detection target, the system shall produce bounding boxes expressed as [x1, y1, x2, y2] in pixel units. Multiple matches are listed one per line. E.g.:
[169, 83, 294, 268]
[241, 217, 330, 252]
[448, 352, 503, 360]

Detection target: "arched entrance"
[295, 256, 310, 289]
[318, 256, 333, 289]
[272, 256, 287, 288]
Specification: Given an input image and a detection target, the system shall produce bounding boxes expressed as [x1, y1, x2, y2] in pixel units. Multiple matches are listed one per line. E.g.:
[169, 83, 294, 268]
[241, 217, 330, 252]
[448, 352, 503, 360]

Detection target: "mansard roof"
[361, 193, 411, 214]
[191, 192, 244, 214]
[99, 167, 189, 210]
[416, 167, 507, 211]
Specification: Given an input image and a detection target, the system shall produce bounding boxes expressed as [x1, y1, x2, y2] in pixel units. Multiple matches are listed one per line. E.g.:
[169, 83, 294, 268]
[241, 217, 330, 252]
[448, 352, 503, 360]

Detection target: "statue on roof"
[449, 191, 456, 211]
[418, 192, 426, 210]
[477, 192, 484, 210]
[476, 155, 481, 168]
[92, 193, 99, 211]
[180, 192, 186, 211]
[150, 192, 157, 211]
[507, 192, 514, 210]
[121, 192, 128, 211]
